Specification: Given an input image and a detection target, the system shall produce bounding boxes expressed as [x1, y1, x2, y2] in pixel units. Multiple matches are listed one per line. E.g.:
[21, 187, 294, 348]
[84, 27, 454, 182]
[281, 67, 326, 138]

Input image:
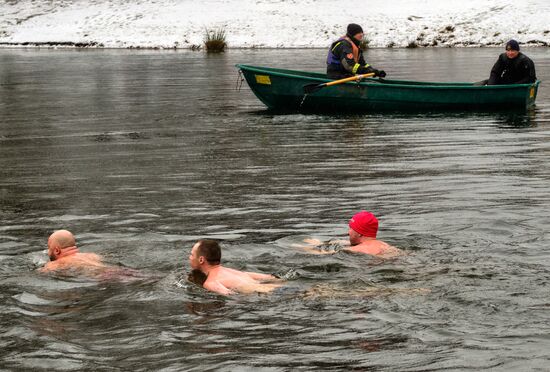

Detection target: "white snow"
[0, 0, 549, 48]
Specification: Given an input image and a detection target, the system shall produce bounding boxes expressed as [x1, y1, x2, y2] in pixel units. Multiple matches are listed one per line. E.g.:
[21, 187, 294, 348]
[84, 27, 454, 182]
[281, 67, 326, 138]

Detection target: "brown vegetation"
[204, 27, 227, 52]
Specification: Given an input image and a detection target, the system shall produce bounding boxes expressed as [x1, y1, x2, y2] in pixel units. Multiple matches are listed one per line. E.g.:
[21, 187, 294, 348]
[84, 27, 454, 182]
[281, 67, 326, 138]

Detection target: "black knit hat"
[346, 23, 364, 37]
[506, 39, 520, 51]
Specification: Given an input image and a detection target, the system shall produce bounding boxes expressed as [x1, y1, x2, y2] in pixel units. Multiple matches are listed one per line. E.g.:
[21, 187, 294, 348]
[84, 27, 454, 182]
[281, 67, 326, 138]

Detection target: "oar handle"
[303, 72, 376, 94]
[324, 72, 375, 87]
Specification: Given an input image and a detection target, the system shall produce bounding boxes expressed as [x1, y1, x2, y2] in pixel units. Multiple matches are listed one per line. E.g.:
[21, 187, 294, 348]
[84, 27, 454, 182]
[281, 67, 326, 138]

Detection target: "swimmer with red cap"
[346, 211, 401, 256]
[298, 211, 402, 258]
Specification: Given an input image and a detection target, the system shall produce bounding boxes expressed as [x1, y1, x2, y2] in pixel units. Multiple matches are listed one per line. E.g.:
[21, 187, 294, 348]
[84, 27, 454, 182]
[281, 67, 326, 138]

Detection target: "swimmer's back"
[204, 266, 281, 295]
[346, 240, 402, 257]
[41, 252, 104, 272]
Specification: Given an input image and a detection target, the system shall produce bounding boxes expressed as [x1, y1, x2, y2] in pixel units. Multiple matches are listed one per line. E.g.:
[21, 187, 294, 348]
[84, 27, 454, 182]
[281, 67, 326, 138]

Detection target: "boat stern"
[527, 81, 541, 107]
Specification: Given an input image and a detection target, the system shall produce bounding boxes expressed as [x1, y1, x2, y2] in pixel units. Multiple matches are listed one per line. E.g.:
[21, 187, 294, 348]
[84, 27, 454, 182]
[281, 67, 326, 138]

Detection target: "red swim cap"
[349, 211, 379, 238]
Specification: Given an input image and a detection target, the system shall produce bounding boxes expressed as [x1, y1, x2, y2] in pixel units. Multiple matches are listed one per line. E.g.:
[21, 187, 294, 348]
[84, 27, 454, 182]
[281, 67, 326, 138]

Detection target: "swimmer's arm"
[38, 262, 55, 273]
[341, 247, 359, 254]
[328, 239, 349, 246]
[292, 238, 344, 255]
[236, 282, 284, 294]
[245, 272, 282, 282]
[254, 282, 284, 293]
[204, 280, 233, 296]
[306, 239, 350, 255]
[300, 246, 336, 255]
[302, 238, 349, 246]
[291, 238, 321, 250]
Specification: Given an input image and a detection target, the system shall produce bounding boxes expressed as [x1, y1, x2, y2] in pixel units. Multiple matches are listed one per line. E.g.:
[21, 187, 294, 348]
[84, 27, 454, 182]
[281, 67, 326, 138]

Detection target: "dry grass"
[204, 27, 227, 52]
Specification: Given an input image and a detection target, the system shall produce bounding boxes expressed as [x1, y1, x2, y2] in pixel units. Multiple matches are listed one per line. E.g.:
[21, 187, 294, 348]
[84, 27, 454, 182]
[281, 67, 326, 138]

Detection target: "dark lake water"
[1, 47, 550, 371]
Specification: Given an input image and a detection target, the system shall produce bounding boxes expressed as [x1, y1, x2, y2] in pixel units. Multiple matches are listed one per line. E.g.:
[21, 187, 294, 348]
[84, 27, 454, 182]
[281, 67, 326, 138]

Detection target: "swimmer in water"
[298, 211, 402, 258]
[40, 229, 144, 281]
[188, 239, 283, 295]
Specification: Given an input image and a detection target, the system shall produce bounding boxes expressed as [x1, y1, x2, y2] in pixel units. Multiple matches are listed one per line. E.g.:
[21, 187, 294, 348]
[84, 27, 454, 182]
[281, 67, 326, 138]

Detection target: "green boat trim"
[236, 64, 540, 112]
[238, 64, 469, 87]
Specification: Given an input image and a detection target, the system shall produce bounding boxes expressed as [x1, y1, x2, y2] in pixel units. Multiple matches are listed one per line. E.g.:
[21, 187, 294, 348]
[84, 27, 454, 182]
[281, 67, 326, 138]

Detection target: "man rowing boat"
[326, 23, 386, 80]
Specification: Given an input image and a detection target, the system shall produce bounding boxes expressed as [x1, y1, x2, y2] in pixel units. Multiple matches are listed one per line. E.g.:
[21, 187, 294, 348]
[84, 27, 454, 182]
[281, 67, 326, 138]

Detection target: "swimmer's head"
[47, 229, 76, 261]
[348, 211, 378, 245]
[189, 239, 221, 269]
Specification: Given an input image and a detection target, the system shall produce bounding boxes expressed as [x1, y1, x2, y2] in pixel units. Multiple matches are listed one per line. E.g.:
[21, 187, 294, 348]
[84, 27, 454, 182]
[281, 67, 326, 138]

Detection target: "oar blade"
[303, 83, 323, 95]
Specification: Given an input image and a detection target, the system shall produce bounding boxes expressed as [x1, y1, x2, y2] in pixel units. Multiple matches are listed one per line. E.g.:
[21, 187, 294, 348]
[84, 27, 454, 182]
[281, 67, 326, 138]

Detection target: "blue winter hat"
[506, 39, 520, 51]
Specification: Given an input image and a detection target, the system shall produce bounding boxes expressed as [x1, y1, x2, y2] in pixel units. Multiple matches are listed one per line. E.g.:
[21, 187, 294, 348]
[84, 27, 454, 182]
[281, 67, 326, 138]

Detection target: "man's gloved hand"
[377, 70, 387, 78]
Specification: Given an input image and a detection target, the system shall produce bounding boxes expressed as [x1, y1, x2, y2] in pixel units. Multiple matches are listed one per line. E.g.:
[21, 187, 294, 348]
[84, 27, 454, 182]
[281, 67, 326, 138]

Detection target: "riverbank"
[1, 0, 549, 49]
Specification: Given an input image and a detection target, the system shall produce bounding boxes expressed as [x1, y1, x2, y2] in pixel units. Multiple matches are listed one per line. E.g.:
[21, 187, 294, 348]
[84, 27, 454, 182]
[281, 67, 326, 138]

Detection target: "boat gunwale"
[236, 64, 540, 91]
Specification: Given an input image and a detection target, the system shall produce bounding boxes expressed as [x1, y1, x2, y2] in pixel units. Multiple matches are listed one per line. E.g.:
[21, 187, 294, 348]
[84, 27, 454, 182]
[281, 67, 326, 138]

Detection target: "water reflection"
[495, 108, 538, 127]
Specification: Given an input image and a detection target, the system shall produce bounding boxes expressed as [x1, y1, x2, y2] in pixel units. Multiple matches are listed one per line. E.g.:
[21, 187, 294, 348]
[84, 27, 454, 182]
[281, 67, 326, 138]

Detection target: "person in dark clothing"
[327, 23, 386, 80]
[487, 40, 536, 85]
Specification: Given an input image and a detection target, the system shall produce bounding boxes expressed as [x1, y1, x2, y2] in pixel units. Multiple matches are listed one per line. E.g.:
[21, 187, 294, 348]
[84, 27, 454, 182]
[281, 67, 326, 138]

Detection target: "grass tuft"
[204, 27, 227, 52]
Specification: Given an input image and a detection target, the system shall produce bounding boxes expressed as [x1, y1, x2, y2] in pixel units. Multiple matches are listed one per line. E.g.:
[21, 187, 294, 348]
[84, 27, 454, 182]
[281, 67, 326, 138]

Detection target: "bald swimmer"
[41, 230, 106, 273]
[299, 211, 402, 258]
[41, 230, 143, 280]
[188, 239, 283, 295]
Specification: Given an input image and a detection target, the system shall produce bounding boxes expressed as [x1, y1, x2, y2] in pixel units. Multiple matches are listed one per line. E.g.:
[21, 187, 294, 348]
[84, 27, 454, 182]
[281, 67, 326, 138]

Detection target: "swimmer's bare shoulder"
[39, 262, 55, 273]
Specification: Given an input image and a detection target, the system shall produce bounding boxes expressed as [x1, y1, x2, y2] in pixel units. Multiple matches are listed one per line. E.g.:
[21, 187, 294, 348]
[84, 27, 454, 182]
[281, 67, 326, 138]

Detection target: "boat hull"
[236, 64, 540, 112]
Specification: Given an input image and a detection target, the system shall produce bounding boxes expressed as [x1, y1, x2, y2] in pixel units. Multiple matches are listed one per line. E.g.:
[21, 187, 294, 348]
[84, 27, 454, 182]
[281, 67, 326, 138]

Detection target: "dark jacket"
[326, 36, 378, 79]
[488, 52, 536, 85]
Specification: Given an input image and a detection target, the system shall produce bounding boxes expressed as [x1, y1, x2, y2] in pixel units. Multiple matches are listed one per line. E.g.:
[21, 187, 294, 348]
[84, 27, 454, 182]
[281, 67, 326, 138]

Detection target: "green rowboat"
[236, 64, 540, 112]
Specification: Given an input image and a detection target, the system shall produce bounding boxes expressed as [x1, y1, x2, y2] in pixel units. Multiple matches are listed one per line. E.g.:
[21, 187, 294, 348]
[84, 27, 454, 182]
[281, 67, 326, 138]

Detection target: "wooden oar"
[472, 79, 489, 86]
[303, 73, 375, 94]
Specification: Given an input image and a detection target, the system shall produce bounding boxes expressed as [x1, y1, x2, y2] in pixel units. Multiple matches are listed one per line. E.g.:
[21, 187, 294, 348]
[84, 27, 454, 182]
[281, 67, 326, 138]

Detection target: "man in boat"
[188, 239, 283, 295]
[297, 211, 402, 258]
[326, 23, 386, 80]
[41, 229, 144, 280]
[487, 40, 536, 85]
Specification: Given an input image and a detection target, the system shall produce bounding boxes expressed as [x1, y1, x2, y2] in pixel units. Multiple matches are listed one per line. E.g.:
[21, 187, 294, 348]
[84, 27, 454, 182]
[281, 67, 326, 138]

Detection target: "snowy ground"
[0, 0, 549, 48]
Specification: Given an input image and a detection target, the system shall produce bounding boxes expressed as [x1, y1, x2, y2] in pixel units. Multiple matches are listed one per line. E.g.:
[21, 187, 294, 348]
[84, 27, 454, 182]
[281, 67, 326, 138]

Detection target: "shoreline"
[2, 0, 549, 51]
[1, 44, 549, 51]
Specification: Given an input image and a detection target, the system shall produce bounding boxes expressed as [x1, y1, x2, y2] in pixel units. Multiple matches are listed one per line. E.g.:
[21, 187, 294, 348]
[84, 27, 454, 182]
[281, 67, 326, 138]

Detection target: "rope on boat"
[299, 94, 308, 108]
[235, 70, 244, 91]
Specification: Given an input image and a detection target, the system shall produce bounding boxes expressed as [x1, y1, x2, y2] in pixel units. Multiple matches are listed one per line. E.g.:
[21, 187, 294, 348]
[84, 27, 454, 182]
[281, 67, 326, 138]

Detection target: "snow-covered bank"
[1, 0, 549, 49]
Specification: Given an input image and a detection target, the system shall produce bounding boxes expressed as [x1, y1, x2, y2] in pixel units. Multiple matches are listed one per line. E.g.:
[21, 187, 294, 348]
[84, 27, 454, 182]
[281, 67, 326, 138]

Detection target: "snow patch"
[0, 0, 549, 48]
